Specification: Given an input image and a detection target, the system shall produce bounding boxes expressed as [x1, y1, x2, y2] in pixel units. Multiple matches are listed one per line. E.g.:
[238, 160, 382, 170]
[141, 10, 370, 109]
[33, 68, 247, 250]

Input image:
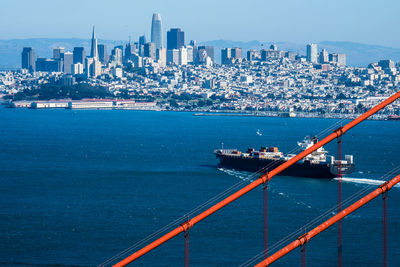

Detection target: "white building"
[306, 43, 318, 63]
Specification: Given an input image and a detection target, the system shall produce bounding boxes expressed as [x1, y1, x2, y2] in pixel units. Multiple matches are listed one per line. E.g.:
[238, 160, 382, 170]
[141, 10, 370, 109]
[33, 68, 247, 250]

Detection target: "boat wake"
[334, 177, 400, 188]
[218, 168, 254, 182]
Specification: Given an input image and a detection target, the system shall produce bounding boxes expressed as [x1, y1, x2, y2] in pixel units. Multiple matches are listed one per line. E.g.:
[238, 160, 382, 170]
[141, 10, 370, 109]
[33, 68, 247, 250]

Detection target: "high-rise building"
[63, 52, 73, 74]
[144, 42, 156, 60]
[156, 48, 167, 67]
[85, 57, 101, 78]
[151, 13, 163, 49]
[378, 59, 395, 70]
[231, 47, 242, 60]
[186, 46, 194, 63]
[71, 63, 84, 75]
[329, 53, 346, 66]
[36, 58, 62, 72]
[221, 47, 242, 64]
[167, 28, 185, 50]
[73, 47, 86, 65]
[247, 49, 260, 61]
[125, 43, 135, 62]
[167, 49, 180, 65]
[337, 53, 346, 66]
[306, 43, 318, 63]
[97, 44, 108, 64]
[21, 47, 36, 72]
[53, 47, 65, 59]
[221, 48, 232, 65]
[179, 47, 188, 65]
[319, 48, 329, 63]
[138, 35, 146, 57]
[111, 46, 123, 66]
[90, 26, 98, 60]
[197, 46, 214, 62]
[139, 35, 146, 47]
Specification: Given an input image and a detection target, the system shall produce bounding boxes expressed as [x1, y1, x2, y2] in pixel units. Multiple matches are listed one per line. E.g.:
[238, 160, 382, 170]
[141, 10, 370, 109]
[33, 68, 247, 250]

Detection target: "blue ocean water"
[0, 107, 399, 267]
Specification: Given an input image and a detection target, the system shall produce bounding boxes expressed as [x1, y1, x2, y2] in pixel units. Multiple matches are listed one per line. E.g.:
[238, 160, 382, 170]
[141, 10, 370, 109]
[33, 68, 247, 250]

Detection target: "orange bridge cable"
[254, 174, 400, 267]
[112, 90, 400, 267]
[239, 165, 400, 267]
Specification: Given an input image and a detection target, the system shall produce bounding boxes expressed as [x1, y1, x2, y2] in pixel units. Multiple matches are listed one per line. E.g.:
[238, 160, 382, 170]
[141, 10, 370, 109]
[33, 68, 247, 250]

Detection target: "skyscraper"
[197, 46, 214, 62]
[125, 42, 135, 62]
[151, 13, 163, 49]
[53, 47, 65, 59]
[167, 28, 185, 50]
[221, 48, 232, 65]
[90, 26, 98, 60]
[144, 42, 156, 60]
[63, 52, 73, 74]
[221, 48, 241, 65]
[97, 44, 108, 64]
[139, 35, 146, 56]
[73, 47, 86, 65]
[319, 48, 329, 63]
[21, 47, 36, 72]
[306, 43, 318, 63]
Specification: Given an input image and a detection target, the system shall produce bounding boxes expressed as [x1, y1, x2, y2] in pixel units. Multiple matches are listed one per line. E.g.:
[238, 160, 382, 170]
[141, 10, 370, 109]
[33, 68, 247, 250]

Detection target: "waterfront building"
[151, 13, 163, 49]
[144, 42, 156, 60]
[90, 26, 99, 60]
[21, 47, 35, 72]
[73, 47, 86, 66]
[97, 44, 108, 64]
[167, 28, 185, 50]
[306, 43, 318, 63]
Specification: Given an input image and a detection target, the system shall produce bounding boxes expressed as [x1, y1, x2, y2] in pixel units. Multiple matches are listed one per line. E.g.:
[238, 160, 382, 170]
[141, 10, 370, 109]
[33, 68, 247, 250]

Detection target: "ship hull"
[216, 154, 354, 179]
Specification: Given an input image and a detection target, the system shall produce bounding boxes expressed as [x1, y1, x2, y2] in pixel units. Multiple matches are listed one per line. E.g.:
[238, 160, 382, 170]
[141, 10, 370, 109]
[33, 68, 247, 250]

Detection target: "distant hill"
[0, 38, 123, 69]
[1, 38, 399, 69]
[201, 40, 400, 66]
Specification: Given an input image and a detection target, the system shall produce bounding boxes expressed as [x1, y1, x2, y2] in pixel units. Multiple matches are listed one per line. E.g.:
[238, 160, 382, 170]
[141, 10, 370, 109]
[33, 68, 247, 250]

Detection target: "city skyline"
[0, 0, 399, 49]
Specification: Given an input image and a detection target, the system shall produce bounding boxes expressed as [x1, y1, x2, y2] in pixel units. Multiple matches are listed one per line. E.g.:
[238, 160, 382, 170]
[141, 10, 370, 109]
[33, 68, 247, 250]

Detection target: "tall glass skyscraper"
[21, 47, 36, 72]
[151, 13, 163, 49]
[306, 43, 318, 63]
[167, 28, 184, 50]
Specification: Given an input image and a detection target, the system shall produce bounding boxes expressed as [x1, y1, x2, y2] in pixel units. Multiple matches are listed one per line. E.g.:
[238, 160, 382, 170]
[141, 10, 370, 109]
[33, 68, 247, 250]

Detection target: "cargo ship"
[214, 137, 355, 178]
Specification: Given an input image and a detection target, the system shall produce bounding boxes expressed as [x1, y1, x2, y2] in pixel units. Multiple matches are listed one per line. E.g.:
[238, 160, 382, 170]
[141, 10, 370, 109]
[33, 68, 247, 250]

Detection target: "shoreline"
[1, 102, 397, 121]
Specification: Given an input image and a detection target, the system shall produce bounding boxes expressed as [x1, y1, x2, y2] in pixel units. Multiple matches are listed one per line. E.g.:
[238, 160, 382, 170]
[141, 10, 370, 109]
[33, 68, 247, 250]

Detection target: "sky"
[1, 0, 400, 47]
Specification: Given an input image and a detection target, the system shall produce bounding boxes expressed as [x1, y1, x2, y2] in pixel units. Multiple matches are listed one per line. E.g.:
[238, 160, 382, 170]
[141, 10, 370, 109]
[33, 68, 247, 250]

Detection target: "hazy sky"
[1, 0, 399, 47]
